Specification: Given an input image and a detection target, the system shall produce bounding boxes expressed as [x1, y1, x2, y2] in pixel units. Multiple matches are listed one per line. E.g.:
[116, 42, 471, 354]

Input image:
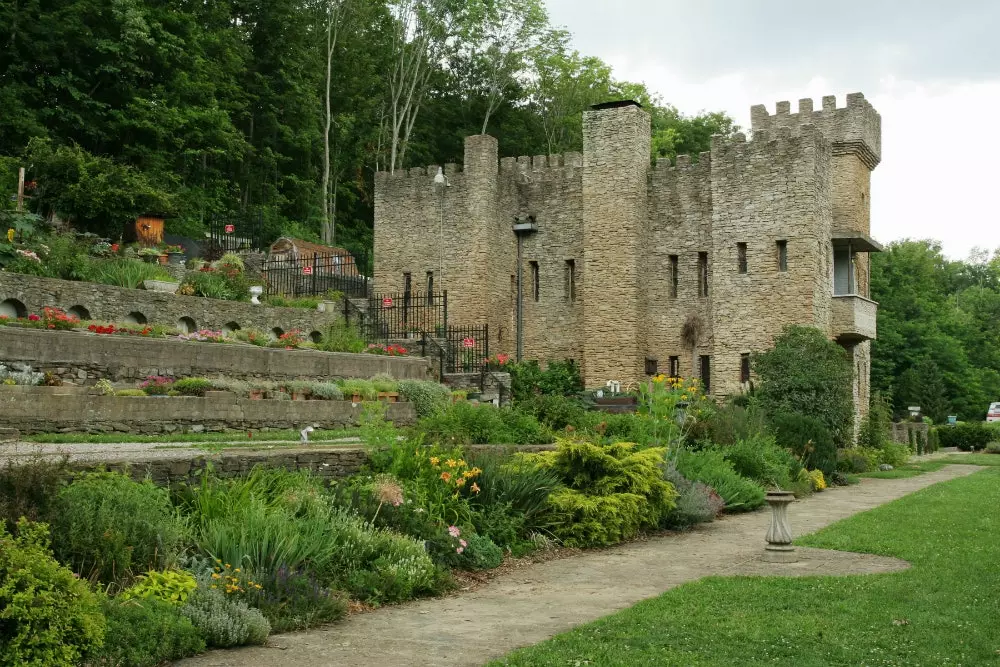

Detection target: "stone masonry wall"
[581, 103, 650, 387]
[0, 328, 432, 384]
[0, 272, 343, 336]
[0, 386, 416, 434]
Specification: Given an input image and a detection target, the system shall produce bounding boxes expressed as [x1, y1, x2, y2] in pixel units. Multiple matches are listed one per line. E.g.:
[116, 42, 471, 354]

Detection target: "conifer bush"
[518, 440, 678, 547]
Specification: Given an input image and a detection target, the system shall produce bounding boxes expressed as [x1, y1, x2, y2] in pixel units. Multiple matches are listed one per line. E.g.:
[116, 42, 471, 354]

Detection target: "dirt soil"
[175, 461, 982, 667]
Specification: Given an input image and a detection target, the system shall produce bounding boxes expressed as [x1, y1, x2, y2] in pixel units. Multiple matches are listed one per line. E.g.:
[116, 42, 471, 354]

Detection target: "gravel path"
[175, 461, 982, 667]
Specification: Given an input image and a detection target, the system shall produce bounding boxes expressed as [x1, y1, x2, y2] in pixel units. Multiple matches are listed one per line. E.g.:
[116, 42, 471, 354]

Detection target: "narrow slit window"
[737, 243, 748, 274]
[564, 259, 576, 302]
[698, 252, 709, 297]
[700, 355, 711, 394]
[403, 272, 412, 295]
[669, 254, 678, 297]
[740, 353, 751, 384]
[426, 271, 434, 303]
[529, 261, 540, 302]
[777, 240, 788, 272]
[669, 356, 680, 378]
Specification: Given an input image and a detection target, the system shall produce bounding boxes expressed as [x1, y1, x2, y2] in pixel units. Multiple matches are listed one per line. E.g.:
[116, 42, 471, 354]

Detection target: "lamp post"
[512, 215, 538, 362]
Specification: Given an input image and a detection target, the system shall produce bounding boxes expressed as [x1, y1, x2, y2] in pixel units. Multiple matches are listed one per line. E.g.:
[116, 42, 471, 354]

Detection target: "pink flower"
[459, 539, 467, 547]
[456, 547, 464, 554]
[27, 314, 40, 321]
[448, 525, 461, 538]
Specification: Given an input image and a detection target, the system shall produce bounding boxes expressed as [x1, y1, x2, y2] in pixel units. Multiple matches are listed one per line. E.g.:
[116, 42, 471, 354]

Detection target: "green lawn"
[24, 428, 362, 445]
[494, 469, 1000, 666]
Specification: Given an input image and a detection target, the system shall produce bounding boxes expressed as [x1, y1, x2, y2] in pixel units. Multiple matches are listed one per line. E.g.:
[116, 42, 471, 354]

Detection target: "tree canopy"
[0, 0, 737, 252]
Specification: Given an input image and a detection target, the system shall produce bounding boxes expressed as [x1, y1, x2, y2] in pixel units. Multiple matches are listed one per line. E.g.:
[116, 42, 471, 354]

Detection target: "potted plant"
[372, 374, 399, 402]
[163, 244, 186, 265]
[288, 380, 311, 401]
[137, 246, 168, 265]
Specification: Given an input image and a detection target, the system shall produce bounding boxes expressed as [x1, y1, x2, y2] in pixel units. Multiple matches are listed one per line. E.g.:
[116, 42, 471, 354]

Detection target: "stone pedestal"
[763, 490, 797, 563]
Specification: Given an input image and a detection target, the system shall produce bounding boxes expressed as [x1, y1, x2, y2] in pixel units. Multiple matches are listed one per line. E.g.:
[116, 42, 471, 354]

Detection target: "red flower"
[111, 243, 119, 252]
[27, 314, 40, 322]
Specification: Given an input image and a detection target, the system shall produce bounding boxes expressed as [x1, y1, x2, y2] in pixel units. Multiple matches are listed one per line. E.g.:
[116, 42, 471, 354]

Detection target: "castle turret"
[581, 101, 651, 387]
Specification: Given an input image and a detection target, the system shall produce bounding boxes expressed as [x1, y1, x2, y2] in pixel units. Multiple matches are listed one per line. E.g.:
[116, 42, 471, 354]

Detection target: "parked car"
[988, 402, 1000, 423]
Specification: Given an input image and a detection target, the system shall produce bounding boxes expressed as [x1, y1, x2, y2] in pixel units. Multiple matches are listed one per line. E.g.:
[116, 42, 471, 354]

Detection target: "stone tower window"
[737, 243, 748, 274]
[669, 255, 678, 297]
[426, 271, 434, 303]
[776, 240, 788, 272]
[697, 252, 709, 297]
[564, 259, 576, 302]
[699, 355, 711, 394]
[403, 272, 412, 295]
[530, 261, 540, 301]
[740, 353, 751, 384]
[644, 357, 658, 376]
[669, 356, 680, 377]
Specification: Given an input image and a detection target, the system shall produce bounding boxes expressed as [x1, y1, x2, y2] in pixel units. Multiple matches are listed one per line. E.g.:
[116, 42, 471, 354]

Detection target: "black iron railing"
[363, 291, 447, 342]
[262, 253, 371, 299]
[208, 211, 265, 256]
[442, 324, 489, 374]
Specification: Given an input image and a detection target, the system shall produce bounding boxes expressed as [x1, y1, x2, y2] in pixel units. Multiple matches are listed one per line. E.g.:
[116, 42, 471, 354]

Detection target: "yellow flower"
[681, 394, 688, 400]
[462, 470, 475, 479]
[470, 482, 480, 494]
[429, 456, 440, 465]
[6, 229, 13, 243]
[211, 573, 221, 579]
[234, 568, 240, 573]
[457, 459, 467, 467]
[445, 458, 457, 468]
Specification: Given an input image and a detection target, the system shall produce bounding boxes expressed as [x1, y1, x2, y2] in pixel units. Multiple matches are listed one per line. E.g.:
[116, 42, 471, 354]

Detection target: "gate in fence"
[262, 253, 371, 299]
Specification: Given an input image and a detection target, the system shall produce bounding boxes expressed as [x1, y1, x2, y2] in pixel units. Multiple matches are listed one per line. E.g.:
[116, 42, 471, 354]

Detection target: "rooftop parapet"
[750, 93, 881, 169]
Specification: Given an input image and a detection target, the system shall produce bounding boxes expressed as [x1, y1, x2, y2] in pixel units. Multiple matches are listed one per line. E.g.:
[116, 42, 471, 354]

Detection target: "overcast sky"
[543, 0, 998, 261]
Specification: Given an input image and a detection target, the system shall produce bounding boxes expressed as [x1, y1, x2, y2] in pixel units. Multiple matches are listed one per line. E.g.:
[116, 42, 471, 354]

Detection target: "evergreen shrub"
[673, 448, 765, 511]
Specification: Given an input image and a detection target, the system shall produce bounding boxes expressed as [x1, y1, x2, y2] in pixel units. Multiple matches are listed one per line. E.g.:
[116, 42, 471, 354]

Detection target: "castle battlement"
[750, 92, 881, 169]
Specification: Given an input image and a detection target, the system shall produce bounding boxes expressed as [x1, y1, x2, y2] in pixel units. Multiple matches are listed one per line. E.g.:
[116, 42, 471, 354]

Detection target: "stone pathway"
[176, 462, 982, 667]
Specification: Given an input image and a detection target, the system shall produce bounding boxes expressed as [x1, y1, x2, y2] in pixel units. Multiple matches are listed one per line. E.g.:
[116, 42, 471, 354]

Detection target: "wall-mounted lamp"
[434, 167, 450, 187]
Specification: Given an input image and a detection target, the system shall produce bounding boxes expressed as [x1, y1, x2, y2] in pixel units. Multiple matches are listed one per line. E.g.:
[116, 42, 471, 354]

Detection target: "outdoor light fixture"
[433, 166, 448, 186]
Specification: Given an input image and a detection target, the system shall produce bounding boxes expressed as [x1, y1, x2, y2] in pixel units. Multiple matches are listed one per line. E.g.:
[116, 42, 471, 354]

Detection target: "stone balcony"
[832, 294, 878, 342]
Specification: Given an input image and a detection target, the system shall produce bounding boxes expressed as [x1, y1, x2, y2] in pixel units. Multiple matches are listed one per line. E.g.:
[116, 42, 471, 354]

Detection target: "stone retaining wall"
[0, 272, 343, 336]
[63, 444, 557, 486]
[0, 386, 416, 434]
[0, 328, 432, 384]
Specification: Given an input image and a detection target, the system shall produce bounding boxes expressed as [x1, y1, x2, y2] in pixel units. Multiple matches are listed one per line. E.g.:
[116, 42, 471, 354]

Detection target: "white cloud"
[540, 0, 1000, 259]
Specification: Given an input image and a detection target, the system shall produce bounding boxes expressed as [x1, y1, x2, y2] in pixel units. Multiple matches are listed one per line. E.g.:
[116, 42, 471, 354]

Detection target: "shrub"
[809, 469, 827, 491]
[753, 325, 854, 446]
[309, 381, 344, 400]
[719, 434, 802, 490]
[180, 585, 270, 648]
[509, 359, 583, 403]
[172, 377, 215, 397]
[89, 258, 175, 289]
[519, 440, 677, 547]
[692, 401, 768, 447]
[121, 569, 198, 605]
[938, 422, 992, 451]
[49, 473, 186, 584]
[769, 412, 838, 476]
[662, 463, 724, 530]
[460, 533, 504, 570]
[415, 401, 553, 446]
[858, 391, 894, 450]
[985, 442, 1000, 454]
[673, 448, 766, 511]
[517, 393, 590, 431]
[370, 373, 399, 393]
[0, 519, 106, 667]
[466, 449, 562, 534]
[838, 447, 874, 473]
[114, 388, 147, 397]
[397, 379, 452, 417]
[139, 375, 174, 395]
[340, 378, 378, 401]
[90, 596, 205, 666]
[0, 455, 70, 531]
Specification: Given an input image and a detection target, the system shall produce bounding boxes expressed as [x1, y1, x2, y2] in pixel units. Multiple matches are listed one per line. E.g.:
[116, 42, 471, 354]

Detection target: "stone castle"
[373, 93, 881, 418]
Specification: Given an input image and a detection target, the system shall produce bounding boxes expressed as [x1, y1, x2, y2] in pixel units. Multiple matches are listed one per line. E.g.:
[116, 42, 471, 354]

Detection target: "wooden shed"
[267, 237, 361, 276]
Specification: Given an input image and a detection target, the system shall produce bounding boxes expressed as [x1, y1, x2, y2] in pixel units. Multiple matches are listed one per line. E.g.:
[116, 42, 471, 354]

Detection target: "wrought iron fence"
[208, 210, 266, 256]
[262, 252, 371, 299]
[363, 291, 447, 342]
[441, 325, 489, 374]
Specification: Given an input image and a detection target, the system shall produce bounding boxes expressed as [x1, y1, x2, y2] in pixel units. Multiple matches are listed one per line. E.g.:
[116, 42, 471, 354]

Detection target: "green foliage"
[0, 519, 106, 667]
[91, 596, 205, 667]
[415, 402, 553, 445]
[516, 394, 590, 431]
[316, 321, 368, 353]
[182, 268, 250, 301]
[308, 381, 344, 400]
[172, 377, 216, 397]
[114, 388, 148, 397]
[180, 585, 270, 648]
[340, 378, 378, 400]
[398, 379, 452, 417]
[769, 412, 838, 476]
[121, 569, 198, 606]
[858, 391, 894, 450]
[673, 448, 766, 511]
[662, 463, 724, 530]
[519, 440, 678, 547]
[0, 455, 70, 531]
[244, 567, 347, 632]
[752, 325, 855, 446]
[460, 533, 504, 570]
[508, 359, 583, 403]
[718, 434, 802, 490]
[89, 258, 175, 289]
[937, 422, 992, 451]
[49, 473, 186, 585]
[466, 450, 562, 534]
